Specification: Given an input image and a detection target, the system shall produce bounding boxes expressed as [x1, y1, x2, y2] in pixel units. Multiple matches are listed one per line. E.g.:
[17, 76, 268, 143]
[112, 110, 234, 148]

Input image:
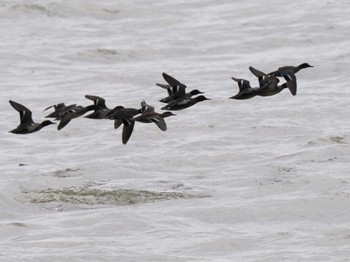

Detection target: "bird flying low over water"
[267, 63, 313, 96]
[161, 72, 187, 93]
[248, 66, 272, 88]
[44, 103, 77, 119]
[256, 81, 289, 97]
[9, 100, 55, 134]
[230, 63, 313, 100]
[84, 95, 111, 119]
[269, 63, 313, 76]
[156, 82, 204, 104]
[133, 100, 175, 131]
[249, 66, 290, 97]
[8, 65, 312, 143]
[105, 105, 142, 144]
[57, 104, 96, 130]
[159, 72, 188, 103]
[160, 72, 209, 110]
[161, 95, 210, 110]
[229, 77, 259, 100]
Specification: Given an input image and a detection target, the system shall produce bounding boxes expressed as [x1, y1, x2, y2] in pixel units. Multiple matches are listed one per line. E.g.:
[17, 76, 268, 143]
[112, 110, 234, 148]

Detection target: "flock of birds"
[8, 63, 313, 144]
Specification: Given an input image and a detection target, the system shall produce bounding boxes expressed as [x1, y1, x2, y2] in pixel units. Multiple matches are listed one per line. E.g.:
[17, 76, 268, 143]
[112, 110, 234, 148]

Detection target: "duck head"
[195, 95, 210, 102]
[299, 63, 313, 69]
[41, 120, 56, 127]
[161, 111, 176, 118]
[189, 89, 204, 96]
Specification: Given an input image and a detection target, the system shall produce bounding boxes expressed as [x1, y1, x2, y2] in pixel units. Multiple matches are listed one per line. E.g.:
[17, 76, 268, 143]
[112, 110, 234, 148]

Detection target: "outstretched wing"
[114, 119, 123, 129]
[249, 66, 267, 87]
[280, 70, 297, 96]
[156, 83, 173, 97]
[85, 95, 106, 108]
[9, 100, 34, 125]
[162, 72, 185, 87]
[231, 77, 251, 91]
[57, 114, 72, 130]
[122, 121, 135, 144]
[150, 116, 167, 131]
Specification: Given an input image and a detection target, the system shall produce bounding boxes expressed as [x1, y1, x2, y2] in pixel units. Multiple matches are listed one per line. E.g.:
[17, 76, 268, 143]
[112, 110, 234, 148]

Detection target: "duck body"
[105, 106, 141, 144]
[269, 63, 313, 76]
[10, 120, 55, 134]
[106, 106, 141, 124]
[256, 82, 289, 97]
[161, 95, 210, 110]
[249, 66, 290, 97]
[159, 72, 207, 109]
[9, 100, 55, 134]
[57, 104, 95, 130]
[44, 103, 77, 119]
[229, 77, 259, 100]
[268, 63, 313, 96]
[159, 89, 204, 104]
[157, 83, 173, 103]
[84, 95, 111, 119]
[133, 101, 175, 131]
[160, 72, 187, 101]
[84, 109, 111, 119]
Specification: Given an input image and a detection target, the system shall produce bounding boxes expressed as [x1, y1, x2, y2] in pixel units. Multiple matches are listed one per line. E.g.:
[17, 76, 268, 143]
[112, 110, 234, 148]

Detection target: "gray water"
[1, 0, 350, 261]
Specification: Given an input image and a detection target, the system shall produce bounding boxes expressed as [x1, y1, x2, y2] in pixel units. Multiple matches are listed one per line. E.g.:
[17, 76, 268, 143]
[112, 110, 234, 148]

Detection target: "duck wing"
[162, 73, 188, 99]
[45, 103, 78, 119]
[156, 83, 171, 89]
[85, 95, 107, 108]
[57, 114, 72, 130]
[9, 100, 35, 125]
[279, 70, 297, 95]
[122, 121, 135, 144]
[156, 83, 173, 96]
[56, 105, 85, 130]
[172, 85, 186, 100]
[231, 77, 252, 91]
[260, 75, 280, 90]
[114, 119, 123, 129]
[44, 103, 66, 112]
[162, 72, 185, 87]
[150, 115, 167, 131]
[249, 66, 267, 87]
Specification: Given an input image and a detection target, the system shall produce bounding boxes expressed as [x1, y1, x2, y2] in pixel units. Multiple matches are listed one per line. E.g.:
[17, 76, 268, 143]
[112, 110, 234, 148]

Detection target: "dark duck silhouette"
[268, 63, 313, 96]
[156, 82, 203, 104]
[229, 77, 259, 100]
[83, 95, 111, 119]
[9, 100, 55, 134]
[256, 80, 289, 97]
[160, 72, 209, 110]
[133, 100, 175, 131]
[57, 104, 96, 130]
[249, 66, 290, 96]
[161, 95, 210, 110]
[105, 106, 141, 144]
[269, 63, 313, 75]
[44, 103, 77, 119]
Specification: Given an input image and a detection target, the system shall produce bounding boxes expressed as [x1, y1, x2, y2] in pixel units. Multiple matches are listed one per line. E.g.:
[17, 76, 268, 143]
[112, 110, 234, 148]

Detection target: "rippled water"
[1, 0, 350, 261]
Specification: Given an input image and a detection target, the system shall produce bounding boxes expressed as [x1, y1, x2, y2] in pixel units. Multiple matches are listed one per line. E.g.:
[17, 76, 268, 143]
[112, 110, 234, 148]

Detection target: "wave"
[7, 2, 120, 19]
